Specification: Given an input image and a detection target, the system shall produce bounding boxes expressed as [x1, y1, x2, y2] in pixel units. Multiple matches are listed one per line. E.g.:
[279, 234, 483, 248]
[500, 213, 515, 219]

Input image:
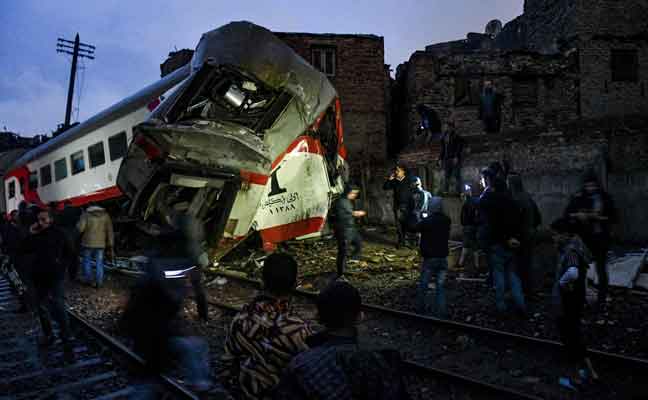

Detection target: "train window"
[71, 150, 85, 175]
[109, 131, 127, 161]
[88, 141, 106, 168]
[8, 181, 15, 199]
[55, 158, 68, 181]
[40, 165, 52, 186]
[29, 171, 38, 190]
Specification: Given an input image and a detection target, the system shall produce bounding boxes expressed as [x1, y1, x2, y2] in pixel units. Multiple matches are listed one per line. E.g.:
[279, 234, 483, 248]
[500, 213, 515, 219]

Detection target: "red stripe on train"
[259, 216, 326, 244]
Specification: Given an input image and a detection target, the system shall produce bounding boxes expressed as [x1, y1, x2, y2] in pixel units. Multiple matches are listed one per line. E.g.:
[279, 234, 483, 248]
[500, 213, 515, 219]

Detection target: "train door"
[4, 176, 24, 213]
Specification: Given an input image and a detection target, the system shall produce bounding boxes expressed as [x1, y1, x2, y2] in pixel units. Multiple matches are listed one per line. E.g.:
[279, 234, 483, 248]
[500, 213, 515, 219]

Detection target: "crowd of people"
[380, 160, 616, 388]
[0, 156, 618, 396]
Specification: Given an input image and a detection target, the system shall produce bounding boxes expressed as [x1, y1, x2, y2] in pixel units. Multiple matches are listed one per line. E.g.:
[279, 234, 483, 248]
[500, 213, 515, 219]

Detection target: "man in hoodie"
[508, 174, 542, 297]
[273, 281, 409, 400]
[333, 185, 366, 277]
[411, 197, 451, 317]
[77, 203, 114, 288]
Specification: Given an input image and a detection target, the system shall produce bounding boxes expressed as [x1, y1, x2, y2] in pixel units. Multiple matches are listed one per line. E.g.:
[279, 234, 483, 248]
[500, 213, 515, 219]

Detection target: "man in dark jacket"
[564, 171, 617, 309]
[383, 165, 410, 248]
[508, 174, 542, 296]
[438, 119, 465, 194]
[273, 281, 410, 400]
[458, 185, 479, 270]
[23, 207, 74, 362]
[333, 185, 366, 277]
[412, 197, 451, 317]
[479, 81, 503, 134]
[2, 210, 30, 312]
[57, 201, 82, 281]
[479, 168, 526, 315]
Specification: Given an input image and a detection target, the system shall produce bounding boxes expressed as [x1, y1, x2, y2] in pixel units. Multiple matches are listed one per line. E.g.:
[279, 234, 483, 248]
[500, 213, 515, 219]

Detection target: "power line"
[56, 33, 96, 130]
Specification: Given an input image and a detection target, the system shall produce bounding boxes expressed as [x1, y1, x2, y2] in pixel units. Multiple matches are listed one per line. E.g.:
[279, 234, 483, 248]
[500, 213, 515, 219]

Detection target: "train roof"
[10, 64, 191, 171]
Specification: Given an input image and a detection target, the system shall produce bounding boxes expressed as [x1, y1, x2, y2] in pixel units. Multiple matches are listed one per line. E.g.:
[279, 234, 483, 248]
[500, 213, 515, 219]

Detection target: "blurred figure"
[564, 171, 617, 310]
[412, 197, 450, 318]
[383, 165, 410, 248]
[406, 176, 433, 247]
[2, 210, 30, 311]
[77, 203, 114, 288]
[550, 217, 598, 388]
[437, 117, 465, 195]
[120, 263, 216, 398]
[479, 168, 526, 316]
[221, 253, 311, 399]
[508, 174, 542, 297]
[333, 185, 366, 276]
[147, 207, 210, 322]
[23, 207, 74, 362]
[274, 281, 409, 400]
[57, 201, 82, 281]
[458, 185, 479, 270]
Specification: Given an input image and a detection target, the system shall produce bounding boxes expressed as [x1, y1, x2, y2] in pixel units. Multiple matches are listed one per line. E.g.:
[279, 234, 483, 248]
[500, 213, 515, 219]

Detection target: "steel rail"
[66, 310, 201, 400]
[213, 270, 648, 371]
[207, 298, 543, 400]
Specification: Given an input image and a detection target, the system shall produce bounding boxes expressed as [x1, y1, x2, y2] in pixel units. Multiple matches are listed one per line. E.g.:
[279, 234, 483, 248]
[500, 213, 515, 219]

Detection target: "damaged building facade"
[387, 0, 648, 242]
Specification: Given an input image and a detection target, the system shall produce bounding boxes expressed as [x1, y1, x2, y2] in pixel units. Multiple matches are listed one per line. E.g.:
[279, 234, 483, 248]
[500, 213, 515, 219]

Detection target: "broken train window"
[163, 64, 292, 136]
[311, 46, 336, 77]
[312, 103, 339, 181]
[611, 49, 639, 82]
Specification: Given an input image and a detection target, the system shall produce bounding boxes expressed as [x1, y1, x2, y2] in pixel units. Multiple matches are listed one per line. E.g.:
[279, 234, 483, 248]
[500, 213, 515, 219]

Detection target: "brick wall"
[274, 33, 388, 166]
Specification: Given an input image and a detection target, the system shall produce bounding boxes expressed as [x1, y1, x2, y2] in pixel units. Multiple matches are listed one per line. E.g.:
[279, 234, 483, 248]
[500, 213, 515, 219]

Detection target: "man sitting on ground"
[273, 281, 410, 400]
[221, 253, 312, 399]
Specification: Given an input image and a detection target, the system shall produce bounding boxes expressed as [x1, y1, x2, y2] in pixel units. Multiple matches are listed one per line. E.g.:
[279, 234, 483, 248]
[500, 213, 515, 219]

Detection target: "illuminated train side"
[3, 65, 190, 214]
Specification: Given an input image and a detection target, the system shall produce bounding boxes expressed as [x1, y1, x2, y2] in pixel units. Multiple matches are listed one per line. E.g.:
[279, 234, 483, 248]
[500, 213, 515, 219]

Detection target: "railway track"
[0, 276, 209, 400]
[209, 270, 648, 399]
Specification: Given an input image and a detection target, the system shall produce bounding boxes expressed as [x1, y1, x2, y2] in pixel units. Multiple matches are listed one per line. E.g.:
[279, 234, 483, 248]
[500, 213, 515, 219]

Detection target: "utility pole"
[57, 33, 95, 129]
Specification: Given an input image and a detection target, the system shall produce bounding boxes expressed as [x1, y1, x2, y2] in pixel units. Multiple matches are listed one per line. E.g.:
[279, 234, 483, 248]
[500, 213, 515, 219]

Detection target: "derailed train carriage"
[3, 21, 348, 256]
[117, 21, 348, 253]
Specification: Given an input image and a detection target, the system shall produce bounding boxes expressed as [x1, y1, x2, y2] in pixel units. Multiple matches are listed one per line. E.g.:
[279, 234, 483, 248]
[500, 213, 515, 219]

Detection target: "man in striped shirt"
[221, 253, 311, 399]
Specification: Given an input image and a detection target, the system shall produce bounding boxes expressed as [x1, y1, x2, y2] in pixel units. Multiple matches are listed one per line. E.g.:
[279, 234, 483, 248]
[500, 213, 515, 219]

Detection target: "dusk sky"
[0, 1, 523, 135]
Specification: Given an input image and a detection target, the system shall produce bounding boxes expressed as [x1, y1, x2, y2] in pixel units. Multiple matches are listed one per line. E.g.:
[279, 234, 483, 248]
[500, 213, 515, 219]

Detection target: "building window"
[513, 78, 539, 106]
[611, 49, 639, 82]
[71, 150, 85, 175]
[8, 181, 15, 199]
[88, 141, 106, 168]
[40, 165, 52, 186]
[29, 171, 38, 190]
[311, 46, 336, 76]
[109, 131, 128, 161]
[55, 158, 68, 181]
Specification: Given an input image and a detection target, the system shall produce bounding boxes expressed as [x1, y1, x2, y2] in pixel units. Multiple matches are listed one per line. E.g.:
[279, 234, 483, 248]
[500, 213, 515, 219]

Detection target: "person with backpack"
[273, 281, 410, 400]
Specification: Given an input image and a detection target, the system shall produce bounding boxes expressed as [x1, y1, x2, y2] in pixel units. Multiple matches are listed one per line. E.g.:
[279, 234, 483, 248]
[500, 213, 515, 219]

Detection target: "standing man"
[438, 118, 465, 195]
[479, 80, 503, 134]
[24, 207, 74, 362]
[550, 217, 598, 387]
[508, 174, 542, 297]
[479, 168, 526, 316]
[333, 185, 366, 277]
[57, 201, 82, 281]
[458, 185, 479, 270]
[564, 171, 617, 309]
[412, 198, 451, 317]
[383, 165, 410, 248]
[77, 203, 114, 288]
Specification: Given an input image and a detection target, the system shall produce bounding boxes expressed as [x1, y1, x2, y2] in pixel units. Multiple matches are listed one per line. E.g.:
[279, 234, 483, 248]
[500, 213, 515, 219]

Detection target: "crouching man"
[550, 217, 598, 389]
[273, 281, 410, 399]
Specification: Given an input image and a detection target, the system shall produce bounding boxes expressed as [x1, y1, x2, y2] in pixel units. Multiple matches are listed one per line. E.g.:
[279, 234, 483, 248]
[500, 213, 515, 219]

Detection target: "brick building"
[388, 0, 648, 241]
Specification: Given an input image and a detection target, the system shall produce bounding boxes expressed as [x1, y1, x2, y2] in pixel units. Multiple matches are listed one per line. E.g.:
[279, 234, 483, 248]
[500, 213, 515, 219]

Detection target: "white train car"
[4, 65, 190, 212]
